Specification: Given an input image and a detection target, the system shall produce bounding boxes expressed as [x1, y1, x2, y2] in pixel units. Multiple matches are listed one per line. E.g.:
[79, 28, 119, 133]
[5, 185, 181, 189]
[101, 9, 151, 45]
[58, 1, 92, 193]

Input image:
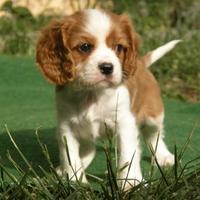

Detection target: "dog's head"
[36, 9, 139, 88]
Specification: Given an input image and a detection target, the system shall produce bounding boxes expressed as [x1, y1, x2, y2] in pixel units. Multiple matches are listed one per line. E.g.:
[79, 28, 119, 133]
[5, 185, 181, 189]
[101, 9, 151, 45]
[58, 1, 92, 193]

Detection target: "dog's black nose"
[98, 63, 113, 75]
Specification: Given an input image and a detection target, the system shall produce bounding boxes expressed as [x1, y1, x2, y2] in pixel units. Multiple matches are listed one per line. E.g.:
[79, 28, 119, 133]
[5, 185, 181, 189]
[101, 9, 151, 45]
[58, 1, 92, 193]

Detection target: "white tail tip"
[145, 40, 181, 68]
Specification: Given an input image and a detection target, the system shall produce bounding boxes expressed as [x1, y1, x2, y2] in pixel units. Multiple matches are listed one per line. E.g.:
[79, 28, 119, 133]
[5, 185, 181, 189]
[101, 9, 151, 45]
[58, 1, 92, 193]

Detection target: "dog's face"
[36, 9, 139, 88]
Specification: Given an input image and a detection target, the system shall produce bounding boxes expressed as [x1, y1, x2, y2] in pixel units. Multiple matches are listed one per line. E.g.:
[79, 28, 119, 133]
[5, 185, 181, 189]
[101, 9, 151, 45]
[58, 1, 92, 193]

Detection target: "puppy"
[36, 9, 179, 189]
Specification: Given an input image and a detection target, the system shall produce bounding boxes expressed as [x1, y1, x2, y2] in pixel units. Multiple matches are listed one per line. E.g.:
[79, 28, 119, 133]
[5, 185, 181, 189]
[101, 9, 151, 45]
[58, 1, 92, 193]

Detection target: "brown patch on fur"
[125, 58, 164, 123]
[36, 19, 73, 85]
[106, 20, 127, 73]
[66, 31, 96, 66]
[106, 12, 139, 78]
[36, 11, 95, 85]
[141, 52, 152, 68]
[119, 15, 139, 77]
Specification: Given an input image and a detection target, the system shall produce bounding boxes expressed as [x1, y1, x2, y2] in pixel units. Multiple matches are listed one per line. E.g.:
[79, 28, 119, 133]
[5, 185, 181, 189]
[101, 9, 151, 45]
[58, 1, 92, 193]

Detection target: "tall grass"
[0, 125, 200, 199]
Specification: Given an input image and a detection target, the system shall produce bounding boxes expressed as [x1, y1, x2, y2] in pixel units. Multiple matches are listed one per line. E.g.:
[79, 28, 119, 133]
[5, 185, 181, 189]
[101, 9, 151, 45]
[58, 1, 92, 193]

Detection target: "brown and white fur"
[36, 9, 180, 190]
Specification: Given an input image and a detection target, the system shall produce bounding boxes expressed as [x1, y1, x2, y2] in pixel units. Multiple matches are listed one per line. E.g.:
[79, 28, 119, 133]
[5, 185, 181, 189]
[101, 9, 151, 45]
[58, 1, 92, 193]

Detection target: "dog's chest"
[57, 85, 131, 138]
[72, 90, 120, 138]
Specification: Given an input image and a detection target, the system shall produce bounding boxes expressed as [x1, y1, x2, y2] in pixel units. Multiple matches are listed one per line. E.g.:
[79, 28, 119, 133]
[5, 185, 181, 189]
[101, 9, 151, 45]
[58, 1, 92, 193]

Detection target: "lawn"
[0, 54, 200, 198]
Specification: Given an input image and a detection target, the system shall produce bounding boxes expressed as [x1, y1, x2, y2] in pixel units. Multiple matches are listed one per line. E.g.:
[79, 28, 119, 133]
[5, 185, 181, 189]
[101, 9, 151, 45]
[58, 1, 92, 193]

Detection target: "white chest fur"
[56, 84, 133, 139]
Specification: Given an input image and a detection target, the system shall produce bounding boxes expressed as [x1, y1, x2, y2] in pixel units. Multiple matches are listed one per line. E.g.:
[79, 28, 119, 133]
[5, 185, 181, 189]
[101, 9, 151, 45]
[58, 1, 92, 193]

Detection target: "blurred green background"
[0, 0, 199, 102]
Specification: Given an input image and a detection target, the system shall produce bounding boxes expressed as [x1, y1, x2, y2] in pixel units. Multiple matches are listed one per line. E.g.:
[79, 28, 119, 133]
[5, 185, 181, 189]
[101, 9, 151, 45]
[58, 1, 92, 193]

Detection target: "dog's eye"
[79, 43, 93, 53]
[115, 44, 124, 53]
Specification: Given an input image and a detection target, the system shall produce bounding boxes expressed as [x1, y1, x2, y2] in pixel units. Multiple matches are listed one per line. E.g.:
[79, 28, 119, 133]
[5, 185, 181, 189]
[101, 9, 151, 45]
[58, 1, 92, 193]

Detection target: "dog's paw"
[56, 165, 88, 183]
[155, 153, 175, 167]
[56, 166, 65, 176]
[119, 178, 143, 191]
[117, 171, 143, 191]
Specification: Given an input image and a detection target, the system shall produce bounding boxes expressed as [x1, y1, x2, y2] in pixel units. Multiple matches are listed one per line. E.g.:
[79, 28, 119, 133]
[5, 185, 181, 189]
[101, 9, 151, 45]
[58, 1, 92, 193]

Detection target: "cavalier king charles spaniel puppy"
[36, 9, 180, 189]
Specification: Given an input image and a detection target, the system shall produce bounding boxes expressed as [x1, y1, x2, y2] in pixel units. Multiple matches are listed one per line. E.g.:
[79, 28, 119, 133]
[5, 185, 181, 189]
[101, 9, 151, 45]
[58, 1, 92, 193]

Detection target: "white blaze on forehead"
[84, 9, 112, 43]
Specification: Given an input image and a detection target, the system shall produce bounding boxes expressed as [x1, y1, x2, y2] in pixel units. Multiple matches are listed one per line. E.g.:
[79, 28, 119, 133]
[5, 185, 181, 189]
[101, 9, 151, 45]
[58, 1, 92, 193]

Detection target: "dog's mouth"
[96, 79, 115, 87]
[93, 76, 121, 89]
[73, 70, 123, 90]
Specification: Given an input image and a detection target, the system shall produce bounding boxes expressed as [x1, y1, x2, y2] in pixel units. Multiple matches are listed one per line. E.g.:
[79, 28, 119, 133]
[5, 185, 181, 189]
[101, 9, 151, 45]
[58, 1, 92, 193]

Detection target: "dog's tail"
[142, 40, 181, 68]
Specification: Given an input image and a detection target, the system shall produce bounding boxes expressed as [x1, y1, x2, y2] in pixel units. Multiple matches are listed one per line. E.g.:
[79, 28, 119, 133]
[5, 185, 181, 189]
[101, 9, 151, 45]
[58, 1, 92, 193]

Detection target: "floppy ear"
[36, 20, 75, 85]
[120, 15, 139, 77]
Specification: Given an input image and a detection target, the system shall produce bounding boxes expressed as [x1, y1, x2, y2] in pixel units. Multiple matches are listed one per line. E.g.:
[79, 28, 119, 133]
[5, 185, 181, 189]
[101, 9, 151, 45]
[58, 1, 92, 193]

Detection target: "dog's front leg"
[117, 112, 142, 190]
[56, 124, 87, 183]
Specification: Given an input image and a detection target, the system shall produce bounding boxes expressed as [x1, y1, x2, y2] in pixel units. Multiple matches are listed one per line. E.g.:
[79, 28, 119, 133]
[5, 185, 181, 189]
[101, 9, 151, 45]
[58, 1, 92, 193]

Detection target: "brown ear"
[120, 15, 139, 77]
[36, 20, 75, 85]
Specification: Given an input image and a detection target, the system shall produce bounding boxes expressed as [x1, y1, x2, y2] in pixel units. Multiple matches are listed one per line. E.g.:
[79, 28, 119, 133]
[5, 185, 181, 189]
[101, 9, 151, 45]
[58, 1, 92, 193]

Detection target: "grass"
[0, 54, 200, 199]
